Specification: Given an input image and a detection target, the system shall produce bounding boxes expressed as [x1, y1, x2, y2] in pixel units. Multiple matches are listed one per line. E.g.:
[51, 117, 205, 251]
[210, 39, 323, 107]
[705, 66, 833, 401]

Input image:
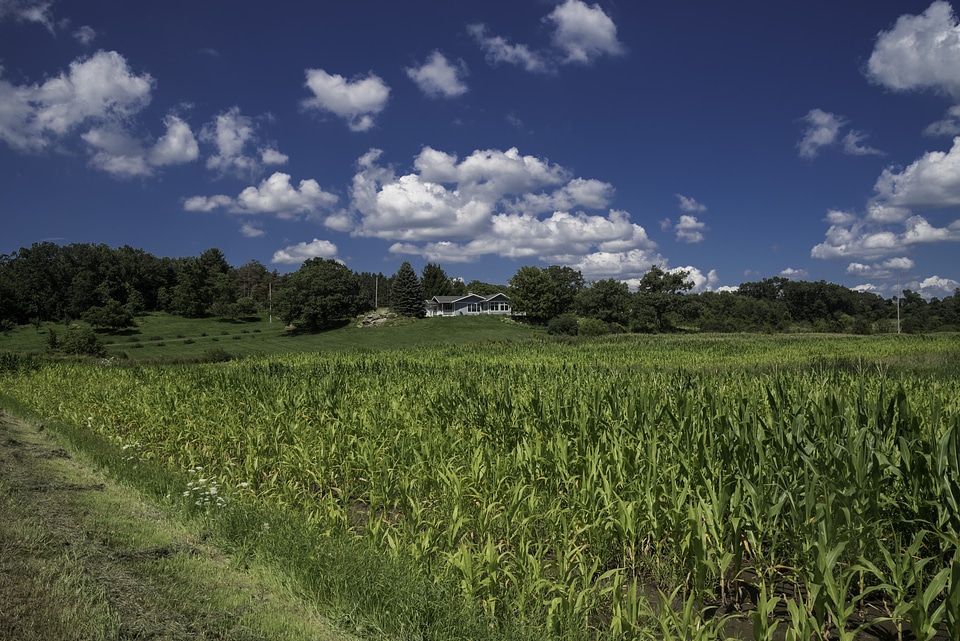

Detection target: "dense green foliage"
[274, 258, 367, 331]
[3, 241, 960, 335]
[2, 333, 959, 639]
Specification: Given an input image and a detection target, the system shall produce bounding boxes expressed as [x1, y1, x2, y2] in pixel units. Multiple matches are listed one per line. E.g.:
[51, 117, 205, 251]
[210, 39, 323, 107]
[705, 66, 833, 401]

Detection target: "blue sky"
[2, 0, 959, 297]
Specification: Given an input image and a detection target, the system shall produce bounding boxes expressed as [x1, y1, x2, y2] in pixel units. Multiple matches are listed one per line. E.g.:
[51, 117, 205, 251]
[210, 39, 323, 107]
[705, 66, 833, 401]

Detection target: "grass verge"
[0, 405, 361, 641]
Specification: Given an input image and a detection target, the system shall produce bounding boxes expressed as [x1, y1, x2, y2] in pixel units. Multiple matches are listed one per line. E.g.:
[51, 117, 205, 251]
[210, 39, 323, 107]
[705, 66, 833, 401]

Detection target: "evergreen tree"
[391, 261, 425, 318]
[421, 263, 454, 298]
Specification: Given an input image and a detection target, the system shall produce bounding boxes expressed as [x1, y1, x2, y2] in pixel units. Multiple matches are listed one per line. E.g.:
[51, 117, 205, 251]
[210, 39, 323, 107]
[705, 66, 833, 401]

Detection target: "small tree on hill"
[82, 299, 135, 331]
[391, 261, 425, 318]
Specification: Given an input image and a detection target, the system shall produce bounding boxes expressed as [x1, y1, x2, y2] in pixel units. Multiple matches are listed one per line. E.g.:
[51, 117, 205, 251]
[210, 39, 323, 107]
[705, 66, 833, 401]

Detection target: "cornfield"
[3, 333, 959, 639]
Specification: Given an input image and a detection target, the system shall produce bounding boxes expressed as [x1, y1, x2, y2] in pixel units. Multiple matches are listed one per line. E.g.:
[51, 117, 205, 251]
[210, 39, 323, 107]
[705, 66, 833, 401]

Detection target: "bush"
[60, 327, 107, 357]
[577, 318, 611, 337]
[202, 348, 232, 363]
[547, 315, 579, 336]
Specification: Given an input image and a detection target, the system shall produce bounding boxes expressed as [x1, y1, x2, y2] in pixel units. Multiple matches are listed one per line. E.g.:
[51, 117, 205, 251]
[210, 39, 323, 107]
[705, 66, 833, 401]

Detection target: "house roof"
[428, 292, 509, 304]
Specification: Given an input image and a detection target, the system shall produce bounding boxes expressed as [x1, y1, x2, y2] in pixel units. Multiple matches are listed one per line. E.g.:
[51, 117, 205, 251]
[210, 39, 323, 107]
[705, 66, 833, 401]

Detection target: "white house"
[424, 292, 512, 317]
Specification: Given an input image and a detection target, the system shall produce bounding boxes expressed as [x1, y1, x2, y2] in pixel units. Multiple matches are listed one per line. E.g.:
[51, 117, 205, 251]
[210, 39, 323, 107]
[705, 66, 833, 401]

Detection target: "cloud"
[797, 109, 846, 159]
[797, 110, 885, 159]
[467, 24, 550, 73]
[0, 50, 153, 152]
[779, 267, 809, 280]
[867, 1, 960, 99]
[544, 0, 625, 64]
[184, 172, 338, 218]
[201, 107, 260, 177]
[82, 126, 153, 177]
[406, 51, 468, 98]
[846, 256, 915, 279]
[240, 222, 265, 238]
[874, 136, 960, 208]
[673, 215, 707, 243]
[80, 114, 198, 178]
[0, 0, 54, 32]
[843, 131, 884, 156]
[469, 0, 624, 73]
[925, 105, 960, 136]
[350, 146, 670, 281]
[676, 194, 707, 212]
[915, 274, 960, 296]
[301, 69, 389, 131]
[148, 115, 199, 166]
[73, 25, 96, 45]
[271, 239, 338, 265]
[261, 148, 288, 165]
[811, 212, 960, 260]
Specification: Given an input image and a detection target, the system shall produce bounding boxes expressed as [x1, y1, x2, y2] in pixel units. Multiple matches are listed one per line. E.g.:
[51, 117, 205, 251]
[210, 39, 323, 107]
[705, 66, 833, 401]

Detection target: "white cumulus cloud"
[673, 215, 707, 243]
[406, 51, 468, 98]
[80, 113, 198, 178]
[148, 115, 199, 166]
[545, 0, 625, 64]
[271, 239, 339, 265]
[915, 274, 960, 296]
[302, 69, 390, 131]
[874, 136, 960, 208]
[184, 172, 338, 219]
[349, 146, 670, 281]
[676, 194, 707, 212]
[846, 257, 915, 279]
[0, 50, 153, 152]
[867, 1, 960, 99]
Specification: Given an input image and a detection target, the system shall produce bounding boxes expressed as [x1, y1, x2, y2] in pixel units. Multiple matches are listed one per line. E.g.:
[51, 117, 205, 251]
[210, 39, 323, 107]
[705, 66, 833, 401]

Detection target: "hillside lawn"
[0, 312, 538, 361]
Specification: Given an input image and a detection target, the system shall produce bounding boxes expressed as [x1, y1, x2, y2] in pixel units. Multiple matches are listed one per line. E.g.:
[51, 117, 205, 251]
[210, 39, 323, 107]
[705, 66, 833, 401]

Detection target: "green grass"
[0, 312, 538, 361]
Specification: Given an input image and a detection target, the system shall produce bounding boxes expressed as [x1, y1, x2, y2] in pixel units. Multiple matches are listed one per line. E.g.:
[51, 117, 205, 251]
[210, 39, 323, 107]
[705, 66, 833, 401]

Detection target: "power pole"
[896, 276, 900, 334]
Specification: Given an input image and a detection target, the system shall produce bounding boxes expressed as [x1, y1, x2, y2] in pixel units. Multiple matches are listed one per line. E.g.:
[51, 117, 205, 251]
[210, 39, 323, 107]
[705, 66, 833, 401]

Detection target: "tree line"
[2, 241, 958, 335]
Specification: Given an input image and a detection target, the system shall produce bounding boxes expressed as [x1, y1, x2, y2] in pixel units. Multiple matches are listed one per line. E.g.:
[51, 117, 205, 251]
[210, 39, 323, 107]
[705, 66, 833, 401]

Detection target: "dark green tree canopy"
[391, 261, 425, 318]
[508, 265, 583, 323]
[82, 299, 136, 331]
[575, 278, 630, 325]
[274, 258, 364, 331]
[421, 263, 454, 299]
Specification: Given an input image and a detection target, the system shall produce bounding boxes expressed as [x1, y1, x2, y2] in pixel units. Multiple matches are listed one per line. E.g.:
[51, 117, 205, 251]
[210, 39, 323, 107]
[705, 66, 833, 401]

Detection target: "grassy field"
[2, 331, 959, 640]
[0, 311, 538, 360]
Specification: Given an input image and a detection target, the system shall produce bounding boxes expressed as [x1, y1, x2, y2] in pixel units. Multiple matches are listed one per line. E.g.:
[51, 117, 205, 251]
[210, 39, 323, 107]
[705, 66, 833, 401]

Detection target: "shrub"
[60, 327, 107, 357]
[202, 348, 232, 363]
[547, 315, 579, 336]
[578, 317, 611, 337]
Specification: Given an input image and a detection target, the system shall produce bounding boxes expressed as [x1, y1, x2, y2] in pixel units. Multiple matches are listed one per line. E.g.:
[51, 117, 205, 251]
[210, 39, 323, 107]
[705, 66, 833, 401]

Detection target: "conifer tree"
[391, 261, 425, 318]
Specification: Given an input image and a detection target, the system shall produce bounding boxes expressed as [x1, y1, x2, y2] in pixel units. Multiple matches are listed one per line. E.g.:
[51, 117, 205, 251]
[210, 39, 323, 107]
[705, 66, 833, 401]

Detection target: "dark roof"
[428, 292, 509, 304]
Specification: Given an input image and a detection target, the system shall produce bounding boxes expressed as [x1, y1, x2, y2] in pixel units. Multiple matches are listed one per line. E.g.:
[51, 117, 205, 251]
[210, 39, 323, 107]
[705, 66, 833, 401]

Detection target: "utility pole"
[269, 282, 272, 323]
[896, 276, 900, 334]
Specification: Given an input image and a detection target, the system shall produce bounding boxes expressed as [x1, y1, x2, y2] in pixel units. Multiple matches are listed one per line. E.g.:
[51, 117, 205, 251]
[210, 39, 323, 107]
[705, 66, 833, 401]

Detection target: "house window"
[467, 303, 481, 312]
[491, 302, 509, 311]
